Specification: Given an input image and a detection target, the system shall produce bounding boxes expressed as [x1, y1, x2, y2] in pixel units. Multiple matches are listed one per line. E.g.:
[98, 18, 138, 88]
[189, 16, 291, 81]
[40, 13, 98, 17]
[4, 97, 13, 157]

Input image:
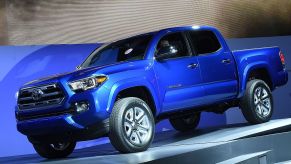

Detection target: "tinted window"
[81, 34, 153, 68]
[156, 32, 189, 59]
[189, 30, 221, 55]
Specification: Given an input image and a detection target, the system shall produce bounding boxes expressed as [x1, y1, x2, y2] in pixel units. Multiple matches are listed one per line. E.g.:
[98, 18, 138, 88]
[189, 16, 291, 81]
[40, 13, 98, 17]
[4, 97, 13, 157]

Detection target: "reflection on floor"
[2, 119, 291, 164]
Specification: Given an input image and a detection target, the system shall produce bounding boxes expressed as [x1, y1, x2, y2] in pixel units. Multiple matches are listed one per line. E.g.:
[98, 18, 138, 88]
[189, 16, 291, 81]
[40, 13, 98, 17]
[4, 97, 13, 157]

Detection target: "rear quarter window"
[189, 30, 221, 55]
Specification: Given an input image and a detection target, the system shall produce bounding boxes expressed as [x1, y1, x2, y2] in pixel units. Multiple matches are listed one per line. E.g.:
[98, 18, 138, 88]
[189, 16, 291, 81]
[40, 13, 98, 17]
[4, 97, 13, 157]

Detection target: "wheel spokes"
[261, 95, 269, 101]
[261, 88, 268, 99]
[254, 86, 271, 117]
[138, 115, 150, 129]
[125, 108, 134, 122]
[262, 98, 270, 107]
[135, 131, 142, 144]
[262, 100, 270, 110]
[124, 121, 133, 137]
[256, 104, 262, 115]
[256, 87, 261, 98]
[260, 87, 264, 99]
[135, 107, 145, 121]
[254, 94, 259, 105]
[130, 131, 140, 144]
[123, 106, 152, 146]
[261, 104, 269, 116]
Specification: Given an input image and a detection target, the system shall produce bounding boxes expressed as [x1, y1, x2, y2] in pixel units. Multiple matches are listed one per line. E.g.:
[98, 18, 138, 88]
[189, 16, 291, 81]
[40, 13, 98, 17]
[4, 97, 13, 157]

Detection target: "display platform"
[2, 118, 291, 164]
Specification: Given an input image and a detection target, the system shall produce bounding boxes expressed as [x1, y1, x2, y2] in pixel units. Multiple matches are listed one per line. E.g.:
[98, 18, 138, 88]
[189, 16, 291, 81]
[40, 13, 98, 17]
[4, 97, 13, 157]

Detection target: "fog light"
[75, 102, 89, 113]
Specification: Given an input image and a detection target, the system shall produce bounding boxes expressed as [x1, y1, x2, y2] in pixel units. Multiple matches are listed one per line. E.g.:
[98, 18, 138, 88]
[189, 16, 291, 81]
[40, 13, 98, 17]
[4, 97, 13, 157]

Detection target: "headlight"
[68, 75, 107, 91]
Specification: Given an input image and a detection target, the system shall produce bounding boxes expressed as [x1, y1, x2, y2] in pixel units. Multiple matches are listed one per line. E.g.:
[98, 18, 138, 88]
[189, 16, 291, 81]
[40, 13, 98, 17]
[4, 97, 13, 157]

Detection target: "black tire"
[240, 79, 273, 124]
[33, 142, 76, 159]
[169, 113, 200, 132]
[109, 97, 155, 153]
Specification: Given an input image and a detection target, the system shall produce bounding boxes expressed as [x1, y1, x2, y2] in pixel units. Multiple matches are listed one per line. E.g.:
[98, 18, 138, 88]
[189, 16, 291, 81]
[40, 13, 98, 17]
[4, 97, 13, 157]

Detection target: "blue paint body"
[15, 26, 288, 143]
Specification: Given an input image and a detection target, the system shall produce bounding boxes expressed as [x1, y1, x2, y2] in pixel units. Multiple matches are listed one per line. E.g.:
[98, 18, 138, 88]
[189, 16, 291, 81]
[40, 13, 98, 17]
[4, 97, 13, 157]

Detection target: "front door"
[153, 32, 205, 112]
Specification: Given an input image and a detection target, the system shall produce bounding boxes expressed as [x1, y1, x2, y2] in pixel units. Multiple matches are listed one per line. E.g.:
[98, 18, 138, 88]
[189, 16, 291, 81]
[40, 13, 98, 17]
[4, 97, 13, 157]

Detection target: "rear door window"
[188, 30, 221, 55]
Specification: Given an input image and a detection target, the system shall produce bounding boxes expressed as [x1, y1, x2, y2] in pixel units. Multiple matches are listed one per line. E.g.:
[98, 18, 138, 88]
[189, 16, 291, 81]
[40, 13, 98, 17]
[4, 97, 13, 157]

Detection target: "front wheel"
[109, 97, 155, 153]
[33, 142, 76, 159]
[240, 79, 273, 124]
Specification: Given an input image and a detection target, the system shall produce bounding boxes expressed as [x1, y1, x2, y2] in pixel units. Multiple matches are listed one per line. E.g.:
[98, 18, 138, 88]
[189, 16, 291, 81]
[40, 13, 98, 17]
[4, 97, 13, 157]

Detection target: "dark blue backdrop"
[0, 36, 290, 157]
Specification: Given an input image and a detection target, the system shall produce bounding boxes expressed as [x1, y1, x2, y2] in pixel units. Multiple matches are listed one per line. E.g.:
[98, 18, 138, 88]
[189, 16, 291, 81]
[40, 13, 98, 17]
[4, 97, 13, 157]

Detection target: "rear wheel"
[33, 142, 76, 159]
[109, 97, 155, 153]
[240, 79, 273, 124]
[169, 113, 200, 132]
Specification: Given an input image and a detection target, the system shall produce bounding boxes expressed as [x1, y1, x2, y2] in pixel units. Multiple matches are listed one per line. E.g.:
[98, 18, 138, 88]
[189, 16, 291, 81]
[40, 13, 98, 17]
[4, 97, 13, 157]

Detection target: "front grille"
[18, 84, 65, 110]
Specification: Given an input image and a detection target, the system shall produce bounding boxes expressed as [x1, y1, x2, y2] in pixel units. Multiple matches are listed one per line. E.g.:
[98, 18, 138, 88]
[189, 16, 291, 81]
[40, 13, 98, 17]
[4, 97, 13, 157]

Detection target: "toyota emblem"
[31, 89, 44, 101]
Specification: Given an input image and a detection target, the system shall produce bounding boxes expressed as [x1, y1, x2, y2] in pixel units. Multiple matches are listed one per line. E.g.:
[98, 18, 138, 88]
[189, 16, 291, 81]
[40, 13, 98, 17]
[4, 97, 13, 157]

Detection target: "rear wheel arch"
[240, 65, 273, 97]
[247, 67, 273, 90]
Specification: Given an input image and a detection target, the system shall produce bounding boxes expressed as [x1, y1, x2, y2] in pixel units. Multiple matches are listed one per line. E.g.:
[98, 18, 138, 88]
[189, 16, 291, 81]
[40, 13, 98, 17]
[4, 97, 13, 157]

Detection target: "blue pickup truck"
[16, 25, 288, 158]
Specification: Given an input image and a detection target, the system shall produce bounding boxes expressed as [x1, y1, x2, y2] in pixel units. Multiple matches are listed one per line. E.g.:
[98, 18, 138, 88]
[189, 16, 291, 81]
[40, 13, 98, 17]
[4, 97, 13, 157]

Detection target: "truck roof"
[108, 25, 216, 44]
[160, 25, 217, 32]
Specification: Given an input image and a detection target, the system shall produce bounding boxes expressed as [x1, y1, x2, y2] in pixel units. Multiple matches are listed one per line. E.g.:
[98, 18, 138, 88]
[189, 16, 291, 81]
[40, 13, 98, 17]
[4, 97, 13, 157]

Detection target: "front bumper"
[22, 116, 110, 144]
[17, 112, 110, 143]
[17, 114, 84, 136]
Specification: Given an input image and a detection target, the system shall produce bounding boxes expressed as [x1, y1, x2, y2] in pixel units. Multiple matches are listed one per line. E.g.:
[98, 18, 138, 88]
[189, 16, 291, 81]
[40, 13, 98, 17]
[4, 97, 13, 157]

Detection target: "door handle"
[187, 63, 198, 69]
[221, 59, 231, 64]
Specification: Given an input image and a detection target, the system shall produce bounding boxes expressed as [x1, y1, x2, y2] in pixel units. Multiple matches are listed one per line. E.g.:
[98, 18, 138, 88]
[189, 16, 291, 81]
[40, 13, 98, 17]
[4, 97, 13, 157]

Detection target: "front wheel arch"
[107, 81, 161, 116]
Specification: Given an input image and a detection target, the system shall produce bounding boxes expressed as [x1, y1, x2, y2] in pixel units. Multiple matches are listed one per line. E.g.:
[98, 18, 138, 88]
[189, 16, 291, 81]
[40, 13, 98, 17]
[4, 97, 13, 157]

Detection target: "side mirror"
[155, 46, 178, 61]
[76, 65, 81, 70]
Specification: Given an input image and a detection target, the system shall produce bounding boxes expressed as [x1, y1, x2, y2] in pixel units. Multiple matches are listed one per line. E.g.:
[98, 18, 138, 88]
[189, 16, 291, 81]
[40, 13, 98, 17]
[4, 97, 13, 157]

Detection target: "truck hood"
[23, 60, 149, 87]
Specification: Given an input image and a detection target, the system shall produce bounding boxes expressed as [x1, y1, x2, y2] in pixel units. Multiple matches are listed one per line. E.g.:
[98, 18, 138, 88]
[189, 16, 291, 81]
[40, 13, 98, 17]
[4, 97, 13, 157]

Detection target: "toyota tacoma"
[15, 25, 288, 158]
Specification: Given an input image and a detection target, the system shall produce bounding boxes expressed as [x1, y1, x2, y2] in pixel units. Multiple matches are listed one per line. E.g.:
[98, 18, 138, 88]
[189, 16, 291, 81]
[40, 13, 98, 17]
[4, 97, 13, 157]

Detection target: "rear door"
[187, 30, 238, 103]
[153, 32, 205, 112]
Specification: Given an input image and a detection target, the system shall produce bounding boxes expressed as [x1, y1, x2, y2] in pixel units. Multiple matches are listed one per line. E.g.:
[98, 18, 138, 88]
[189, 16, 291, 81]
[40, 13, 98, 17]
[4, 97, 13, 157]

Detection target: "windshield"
[81, 34, 153, 68]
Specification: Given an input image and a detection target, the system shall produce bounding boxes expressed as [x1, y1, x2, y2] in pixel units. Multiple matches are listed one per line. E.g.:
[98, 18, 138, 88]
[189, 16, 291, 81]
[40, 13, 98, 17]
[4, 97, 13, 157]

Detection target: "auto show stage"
[2, 118, 291, 164]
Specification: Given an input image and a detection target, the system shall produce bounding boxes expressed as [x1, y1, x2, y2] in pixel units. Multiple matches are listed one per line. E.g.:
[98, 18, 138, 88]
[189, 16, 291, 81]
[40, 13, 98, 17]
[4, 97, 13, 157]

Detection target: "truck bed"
[232, 46, 288, 97]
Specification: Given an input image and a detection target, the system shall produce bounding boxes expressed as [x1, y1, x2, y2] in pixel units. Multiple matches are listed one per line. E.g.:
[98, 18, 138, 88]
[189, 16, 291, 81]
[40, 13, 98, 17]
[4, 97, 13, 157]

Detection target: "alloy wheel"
[254, 86, 271, 118]
[123, 107, 152, 146]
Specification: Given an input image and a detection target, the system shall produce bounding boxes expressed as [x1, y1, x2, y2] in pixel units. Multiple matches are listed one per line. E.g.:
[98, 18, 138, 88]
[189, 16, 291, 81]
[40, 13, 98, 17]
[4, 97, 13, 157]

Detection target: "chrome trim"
[20, 83, 57, 91]
[232, 46, 278, 52]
